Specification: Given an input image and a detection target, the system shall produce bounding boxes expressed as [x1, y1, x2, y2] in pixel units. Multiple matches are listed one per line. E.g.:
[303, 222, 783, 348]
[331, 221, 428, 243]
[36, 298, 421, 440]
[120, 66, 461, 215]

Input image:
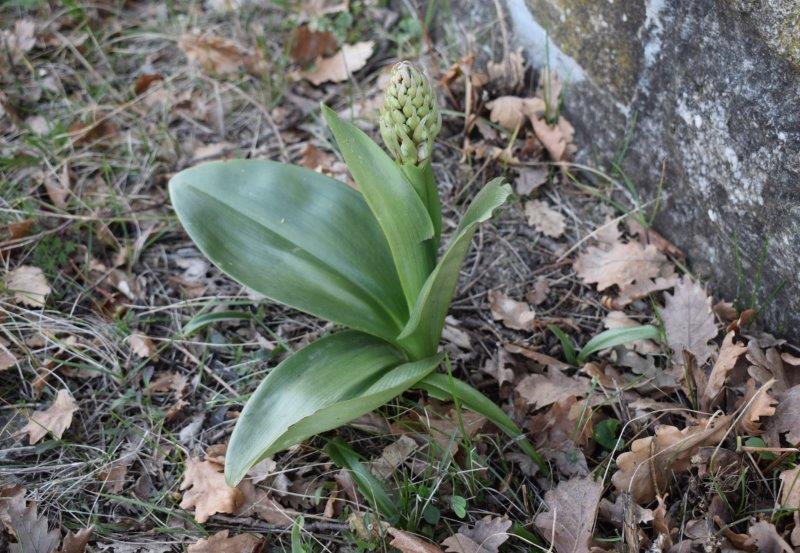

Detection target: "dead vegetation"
[1, 1, 799, 552]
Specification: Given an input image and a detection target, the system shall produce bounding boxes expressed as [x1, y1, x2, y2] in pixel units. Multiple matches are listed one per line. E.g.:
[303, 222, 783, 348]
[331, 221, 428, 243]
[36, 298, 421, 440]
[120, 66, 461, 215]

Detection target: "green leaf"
[325, 438, 400, 523]
[169, 159, 407, 343]
[321, 104, 434, 308]
[291, 516, 306, 553]
[576, 325, 660, 364]
[593, 418, 621, 450]
[547, 324, 578, 366]
[225, 331, 443, 485]
[417, 373, 549, 476]
[399, 179, 511, 357]
[182, 310, 253, 336]
[451, 495, 467, 518]
[401, 161, 442, 251]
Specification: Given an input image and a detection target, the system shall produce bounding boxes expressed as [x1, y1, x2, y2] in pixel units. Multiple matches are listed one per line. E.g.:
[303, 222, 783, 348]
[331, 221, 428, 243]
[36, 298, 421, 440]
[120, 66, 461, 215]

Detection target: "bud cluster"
[379, 62, 442, 166]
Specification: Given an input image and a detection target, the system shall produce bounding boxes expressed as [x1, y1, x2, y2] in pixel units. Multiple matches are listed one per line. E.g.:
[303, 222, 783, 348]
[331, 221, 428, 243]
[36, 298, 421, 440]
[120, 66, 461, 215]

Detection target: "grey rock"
[504, 0, 799, 335]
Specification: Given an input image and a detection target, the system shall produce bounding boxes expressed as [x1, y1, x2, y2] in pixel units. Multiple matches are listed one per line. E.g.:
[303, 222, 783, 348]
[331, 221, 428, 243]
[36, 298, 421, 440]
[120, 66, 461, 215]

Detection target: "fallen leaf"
[58, 527, 92, 553]
[442, 515, 512, 553]
[425, 410, 486, 456]
[99, 463, 128, 494]
[5, 265, 50, 308]
[487, 289, 535, 331]
[129, 333, 157, 359]
[480, 348, 515, 387]
[531, 114, 572, 161]
[179, 32, 266, 75]
[42, 165, 71, 209]
[147, 371, 188, 420]
[516, 368, 590, 410]
[766, 385, 800, 445]
[504, 343, 572, 371]
[485, 96, 544, 132]
[533, 475, 603, 553]
[6, 497, 60, 553]
[524, 199, 565, 238]
[611, 415, 732, 503]
[246, 457, 277, 485]
[515, 167, 548, 196]
[574, 241, 666, 293]
[187, 530, 263, 553]
[388, 527, 444, 553]
[779, 465, 800, 546]
[487, 48, 525, 91]
[18, 389, 78, 444]
[369, 435, 417, 479]
[0, 343, 18, 371]
[662, 275, 718, 367]
[2, 20, 36, 63]
[702, 331, 747, 408]
[133, 72, 163, 95]
[236, 480, 294, 527]
[179, 456, 244, 523]
[289, 25, 338, 65]
[300, 41, 374, 86]
[737, 379, 778, 435]
[747, 520, 793, 553]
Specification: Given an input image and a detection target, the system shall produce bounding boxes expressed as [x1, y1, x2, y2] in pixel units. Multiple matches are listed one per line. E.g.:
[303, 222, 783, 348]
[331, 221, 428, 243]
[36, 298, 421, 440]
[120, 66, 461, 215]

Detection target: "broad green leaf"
[547, 324, 578, 366]
[399, 179, 511, 358]
[417, 373, 549, 475]
[321, 104, 434, 308]
[576, 324, 660, 363]
[225, 331, 443, 485]
[325, 438, 400, 523]
[169, 160, 407, 342]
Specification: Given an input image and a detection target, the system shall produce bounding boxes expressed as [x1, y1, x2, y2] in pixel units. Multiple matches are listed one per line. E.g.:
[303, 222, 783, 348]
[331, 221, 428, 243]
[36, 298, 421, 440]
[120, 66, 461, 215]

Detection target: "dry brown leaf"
[702, 331, 747, 408]
[300, 41, 374, 86]
[129, 333, 157, 359]
[5, 265, 50, 308]
[425, 410, 486, 456]
[779, 464, 800, 546]
[747, 520, 793, 553]
[42, 165, 71, 209]
[388, 527, 444, 553]
[533, 476, 603, 553]
[662, 275, 718, 366]
[527, 278, 550, 306]
[179, 457, 244, 523]
[289, 25, 338, 65]
[524, 199, 565, 238]
[514, 167, 548, 196]
[2, 20, 36, 62]
[369, 435, 417, 479]
[766, 385, 800, 445]
[516, 368, 591, 410]
[574, 241, 666, 293]
[738, 379, 778, 435]
[58, 527, 92, 553]
[485, 96, 544, 132]
[0, 343, 18, 371]
[147, 371, 188, 420]
[480, 348, 515, 387]
[531, 114, 572, 161]
[236, 480, 294, 527]
[487, 289, 535, 331]
[179, 32, 265, 76]
[504, 343, 572, 371]
[5, 497, 60, 553]
[611, 415, 731, 503]
[18, 389, 78, 444]
[442, 515, 512, 553]
[99, 463, 128, 494]
[187, 530, 263, 553]
[487, 48, 525, 91]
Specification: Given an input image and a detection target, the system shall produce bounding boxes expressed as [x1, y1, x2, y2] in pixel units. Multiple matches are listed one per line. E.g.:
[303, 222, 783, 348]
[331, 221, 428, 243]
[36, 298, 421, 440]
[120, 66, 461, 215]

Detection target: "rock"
[502, 0, 799, 335]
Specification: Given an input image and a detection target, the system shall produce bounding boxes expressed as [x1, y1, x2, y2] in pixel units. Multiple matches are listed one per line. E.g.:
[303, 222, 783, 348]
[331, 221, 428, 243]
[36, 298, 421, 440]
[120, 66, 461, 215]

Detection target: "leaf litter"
[1, 2, 799, 551]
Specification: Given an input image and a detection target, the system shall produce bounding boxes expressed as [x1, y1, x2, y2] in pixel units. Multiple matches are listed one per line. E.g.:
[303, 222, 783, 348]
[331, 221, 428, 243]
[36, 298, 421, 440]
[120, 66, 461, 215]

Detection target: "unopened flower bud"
[379, 62, 441, 165]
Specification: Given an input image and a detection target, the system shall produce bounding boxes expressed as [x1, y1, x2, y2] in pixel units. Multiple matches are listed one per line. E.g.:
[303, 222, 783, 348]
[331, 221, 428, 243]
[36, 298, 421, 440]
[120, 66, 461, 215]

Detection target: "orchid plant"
[170, 62, 547, 486]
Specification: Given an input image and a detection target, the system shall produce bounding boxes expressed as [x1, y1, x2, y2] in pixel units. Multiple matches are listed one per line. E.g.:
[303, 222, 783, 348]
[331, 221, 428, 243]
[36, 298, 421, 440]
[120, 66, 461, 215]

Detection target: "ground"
[1, 2, 799, 553]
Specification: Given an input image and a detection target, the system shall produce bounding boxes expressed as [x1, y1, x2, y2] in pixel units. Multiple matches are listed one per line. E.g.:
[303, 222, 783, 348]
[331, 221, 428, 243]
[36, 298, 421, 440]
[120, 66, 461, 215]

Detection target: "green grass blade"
[182, 311, 253, 336]
[322, 104, 434, 308]
[398, 179, 511, 357]
[547, 324, 578, 365]
[225, 331, 443, 485]
[416, 373, 549, 476]
[169, 160, 407, 343]
[576, 324, 660, 364]
[325, 437, 400, 523]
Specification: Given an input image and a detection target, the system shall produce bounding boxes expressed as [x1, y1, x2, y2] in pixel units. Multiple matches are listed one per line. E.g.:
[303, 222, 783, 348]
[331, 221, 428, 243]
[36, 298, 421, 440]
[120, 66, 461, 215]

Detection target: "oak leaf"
[611, 415, 732, 504]
[179, 32, 266, 76]
[388, 527, 444, 553]
[487, 290, 535, 331]
[737, 379, 778, 435]
[6, 497, 60, 553]
[702, 331, 747, 408]
[485, 96, 543, 132]
[442, 515, 512, 553]
[533, 476, 603, 553]
[779, 465, 800, 546]
[129, 333, 157, 359]
[524, 199, 565, 238]
[661, 275, 717, 367]
[18, 389, 78, 444]
[574, 242, 666, 293]
[747, 521, 793, 553]
[179, 457, 244, 523]
[187, 530, 263, 553]
[300, 41, 374, 86]
[766, 385, 800, 445]
[5, 265, 50, 308]
[58, 527, 92, 553]
[289, 25, 337, 65]
[516, 369, 590, 410]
